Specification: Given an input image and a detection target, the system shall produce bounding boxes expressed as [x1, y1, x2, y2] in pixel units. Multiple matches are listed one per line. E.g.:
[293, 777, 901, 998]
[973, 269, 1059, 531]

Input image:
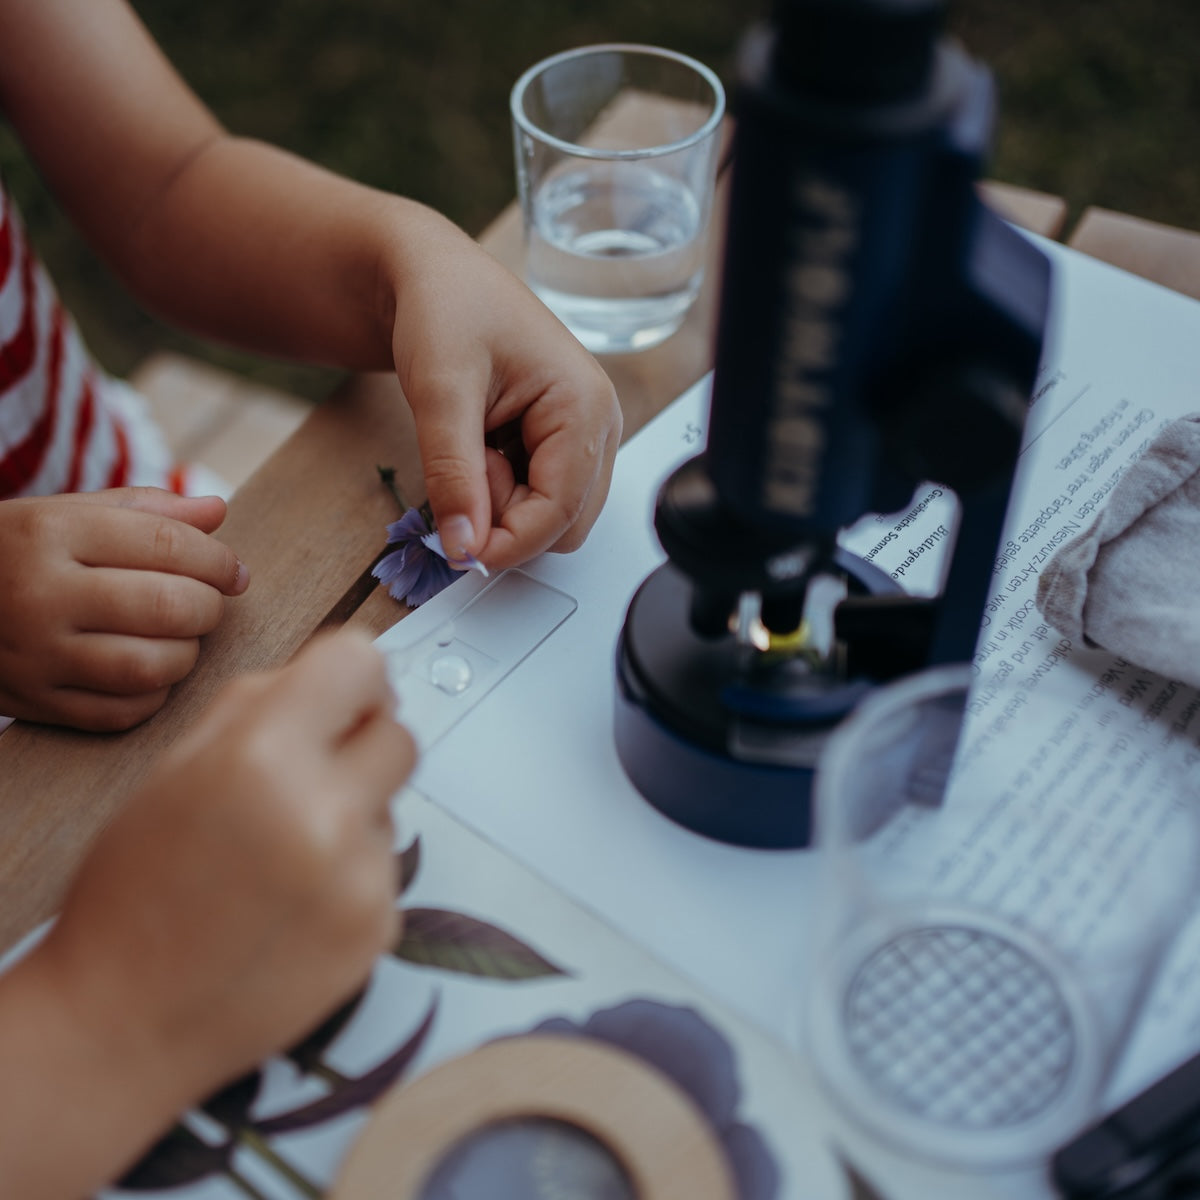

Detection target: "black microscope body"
[613, 0, 1052, 848]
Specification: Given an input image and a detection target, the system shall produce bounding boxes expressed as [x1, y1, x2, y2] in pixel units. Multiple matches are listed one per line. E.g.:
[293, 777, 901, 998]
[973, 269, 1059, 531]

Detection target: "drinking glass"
[510, 44, 725, 354]
[804, 665, 1200, 1170]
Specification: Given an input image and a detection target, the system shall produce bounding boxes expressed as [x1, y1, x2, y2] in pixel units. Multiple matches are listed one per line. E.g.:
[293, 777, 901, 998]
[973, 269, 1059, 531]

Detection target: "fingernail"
[233, 559, 250, 594]
[438, 514, 475, 561]
[455, 552, 490, 578]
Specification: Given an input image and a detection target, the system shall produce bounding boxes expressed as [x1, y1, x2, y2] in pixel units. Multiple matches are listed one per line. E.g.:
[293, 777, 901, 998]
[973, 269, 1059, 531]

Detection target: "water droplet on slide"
[430, 654, 473, 695]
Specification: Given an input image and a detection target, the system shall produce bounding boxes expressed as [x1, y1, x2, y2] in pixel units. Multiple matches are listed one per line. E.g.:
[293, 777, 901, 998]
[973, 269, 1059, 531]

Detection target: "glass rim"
[815, 662, 972, 830]
[510, 42, 726, 161]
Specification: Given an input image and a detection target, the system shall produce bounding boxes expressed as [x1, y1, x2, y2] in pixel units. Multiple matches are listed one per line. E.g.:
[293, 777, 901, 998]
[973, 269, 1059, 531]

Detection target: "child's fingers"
[71, 506, 248, 596]
[409, 400, 491, 565]
[485, 445, 522, 515]
[63, 487, 229, 534]
[40, 684, 173, 734]
[55, 632, 201, 697]
[334, 703, 417, 817]
[75, 570, 226, 638]
[270, 631, 399, 750]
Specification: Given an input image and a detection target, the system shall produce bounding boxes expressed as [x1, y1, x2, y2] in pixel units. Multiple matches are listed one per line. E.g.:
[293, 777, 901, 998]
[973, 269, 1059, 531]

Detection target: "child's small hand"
[0, 631, 413, 1196]
[388, 213, 623, 572]
[0, 487, 248, 731]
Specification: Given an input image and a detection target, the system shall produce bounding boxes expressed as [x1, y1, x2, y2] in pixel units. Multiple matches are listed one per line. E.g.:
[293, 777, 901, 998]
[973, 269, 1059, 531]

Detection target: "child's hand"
[1, 631, 413, 1196]
[0, 487, 248, 731]
[389, 214, 623, 572]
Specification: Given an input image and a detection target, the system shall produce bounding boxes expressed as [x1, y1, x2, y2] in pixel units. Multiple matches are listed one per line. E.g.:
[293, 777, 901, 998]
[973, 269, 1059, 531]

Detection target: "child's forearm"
[0, 948, 193, 1200]
[116, 134, 453, 373]
[0, 0, 457, 375]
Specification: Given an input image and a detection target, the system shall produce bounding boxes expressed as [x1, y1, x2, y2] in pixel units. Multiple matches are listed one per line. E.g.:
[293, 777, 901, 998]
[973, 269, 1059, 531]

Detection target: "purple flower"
[372, 506, 458, 607]
[530, 999, 781, 1200]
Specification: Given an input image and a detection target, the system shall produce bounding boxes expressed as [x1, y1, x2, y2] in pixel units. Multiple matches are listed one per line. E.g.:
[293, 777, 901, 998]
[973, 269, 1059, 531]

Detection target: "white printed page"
[841, 239, 1200, 1116]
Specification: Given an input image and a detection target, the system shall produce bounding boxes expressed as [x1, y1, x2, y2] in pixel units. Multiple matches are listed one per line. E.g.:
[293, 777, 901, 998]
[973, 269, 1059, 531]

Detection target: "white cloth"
[1037, 413, 1200, 687]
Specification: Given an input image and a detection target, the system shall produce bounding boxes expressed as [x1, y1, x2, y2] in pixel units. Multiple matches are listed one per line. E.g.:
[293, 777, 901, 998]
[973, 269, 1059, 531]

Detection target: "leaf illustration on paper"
[840, 1152, 891, 1200]
[202, 1069, 264, 1128]
[255, 993, 439, 1136]
[114, 995, 437, 1192]
[285, 986, 368, 1073]
[114, 1122, 234, 1191]
[115, 1072, 263, 1190]
[396, 835, 422, 896]
[394, 906, 569, 980]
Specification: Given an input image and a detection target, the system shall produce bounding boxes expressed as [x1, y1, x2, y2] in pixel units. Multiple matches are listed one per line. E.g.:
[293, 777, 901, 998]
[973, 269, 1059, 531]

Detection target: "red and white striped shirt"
[0, 176, 203, 501]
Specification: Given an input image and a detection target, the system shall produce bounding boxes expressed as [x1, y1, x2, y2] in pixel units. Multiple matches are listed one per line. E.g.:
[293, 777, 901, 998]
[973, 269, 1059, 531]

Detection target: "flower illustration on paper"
[532, 999, 781, 1200]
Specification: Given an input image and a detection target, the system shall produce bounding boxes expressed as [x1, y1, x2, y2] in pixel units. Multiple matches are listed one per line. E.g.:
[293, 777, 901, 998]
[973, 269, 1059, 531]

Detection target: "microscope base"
[613, 563, 873, 849]
[613, 673, 821, 848]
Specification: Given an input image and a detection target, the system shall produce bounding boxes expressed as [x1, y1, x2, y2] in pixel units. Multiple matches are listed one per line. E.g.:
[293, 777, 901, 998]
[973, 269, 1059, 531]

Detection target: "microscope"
[614, 0, 1052, 848]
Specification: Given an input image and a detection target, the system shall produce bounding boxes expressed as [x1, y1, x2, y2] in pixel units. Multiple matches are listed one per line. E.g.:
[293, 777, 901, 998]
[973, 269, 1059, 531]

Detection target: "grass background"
[1, 0, 1197, 401]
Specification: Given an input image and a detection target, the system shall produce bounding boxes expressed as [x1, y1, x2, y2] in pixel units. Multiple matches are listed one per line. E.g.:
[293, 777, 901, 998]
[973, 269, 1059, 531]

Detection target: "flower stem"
[224, 1165, 273, 1200]
[236, 1127, 323, 1199]
[309, 1061, 350, 1088]
[376, 464, 408, 513]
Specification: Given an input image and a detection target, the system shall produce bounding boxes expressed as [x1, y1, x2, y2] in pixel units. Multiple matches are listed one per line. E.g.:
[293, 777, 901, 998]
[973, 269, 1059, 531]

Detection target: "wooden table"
[2, 165, 1198, 958]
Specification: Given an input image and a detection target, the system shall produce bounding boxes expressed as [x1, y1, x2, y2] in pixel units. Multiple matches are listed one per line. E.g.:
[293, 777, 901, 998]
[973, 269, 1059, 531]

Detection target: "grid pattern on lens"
[843, 925, 1075, 1129]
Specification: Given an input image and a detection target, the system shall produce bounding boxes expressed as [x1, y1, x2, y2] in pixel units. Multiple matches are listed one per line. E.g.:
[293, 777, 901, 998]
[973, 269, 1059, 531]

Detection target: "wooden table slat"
[978, 181, 1069, 240]
[1069, 206, 1200, 303]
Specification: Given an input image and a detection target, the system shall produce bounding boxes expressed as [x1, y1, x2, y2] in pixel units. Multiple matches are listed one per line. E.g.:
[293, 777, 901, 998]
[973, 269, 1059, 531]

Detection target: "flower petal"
[387, 559, 429, 604]
[372, 545, 413, 587]
[385, 507, 433, 543]
[403, 555, 457, 607]
[526, 1000, 780, 1199]
[375, 506, 458, 606]
[533, 1000, 740, 1126]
